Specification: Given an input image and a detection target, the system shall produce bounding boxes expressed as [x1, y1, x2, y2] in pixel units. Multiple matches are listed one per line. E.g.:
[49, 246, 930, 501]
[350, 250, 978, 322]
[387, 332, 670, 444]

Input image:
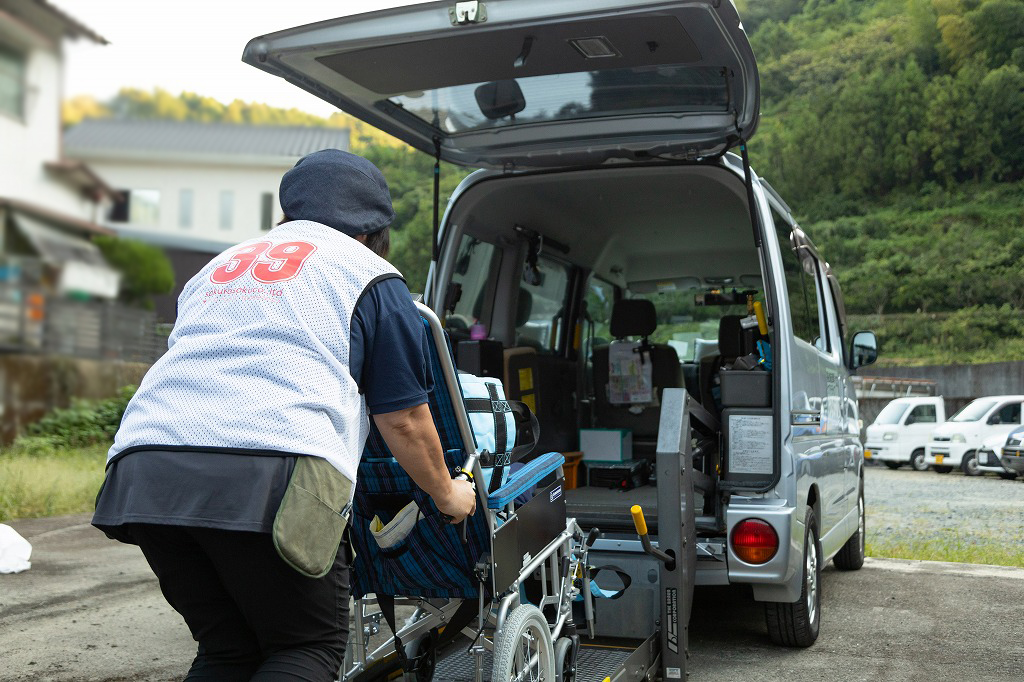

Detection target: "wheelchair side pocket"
[374, 511, 476, 597]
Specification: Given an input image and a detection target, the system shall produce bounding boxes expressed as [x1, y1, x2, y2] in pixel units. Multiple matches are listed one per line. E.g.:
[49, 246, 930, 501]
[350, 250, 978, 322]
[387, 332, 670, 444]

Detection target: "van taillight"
[731, 519, 779, 564]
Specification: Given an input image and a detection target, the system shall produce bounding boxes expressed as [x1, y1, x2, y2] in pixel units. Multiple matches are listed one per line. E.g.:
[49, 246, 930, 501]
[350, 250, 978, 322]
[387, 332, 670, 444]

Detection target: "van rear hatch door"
[242, 0, 759, 169]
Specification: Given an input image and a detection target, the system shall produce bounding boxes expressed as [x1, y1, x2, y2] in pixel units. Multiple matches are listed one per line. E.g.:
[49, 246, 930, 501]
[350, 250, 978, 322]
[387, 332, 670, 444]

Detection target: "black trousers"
[128, 524, 349, 681]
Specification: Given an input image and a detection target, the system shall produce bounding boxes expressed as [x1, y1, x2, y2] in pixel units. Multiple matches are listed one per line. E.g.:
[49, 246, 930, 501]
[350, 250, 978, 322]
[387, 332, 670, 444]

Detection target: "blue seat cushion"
[488, 452, 564, 509]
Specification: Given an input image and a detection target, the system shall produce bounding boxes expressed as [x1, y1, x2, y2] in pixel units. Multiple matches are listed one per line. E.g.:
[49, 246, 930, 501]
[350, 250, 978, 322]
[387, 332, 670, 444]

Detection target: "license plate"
[864, 450, 872, 459]
[936, 455, 944, 464]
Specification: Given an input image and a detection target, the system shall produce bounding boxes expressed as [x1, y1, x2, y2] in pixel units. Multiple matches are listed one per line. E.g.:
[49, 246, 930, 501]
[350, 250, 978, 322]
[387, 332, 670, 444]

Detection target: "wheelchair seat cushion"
[488, 452, 564, 509]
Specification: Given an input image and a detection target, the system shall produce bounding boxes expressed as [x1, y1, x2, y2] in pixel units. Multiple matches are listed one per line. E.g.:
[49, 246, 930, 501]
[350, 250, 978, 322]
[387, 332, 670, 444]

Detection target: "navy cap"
[279, 149, 395, 236]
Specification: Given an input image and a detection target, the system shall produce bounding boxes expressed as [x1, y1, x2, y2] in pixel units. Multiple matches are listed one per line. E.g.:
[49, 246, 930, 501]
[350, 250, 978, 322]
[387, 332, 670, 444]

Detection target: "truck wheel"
[910, 449, 928, 472]
[765, 509, 821, 647]
[961, 451, 980, 476]
[883, 461, 901, 470]
[834, 487, 865, 571]
[933, 465, 953, 474]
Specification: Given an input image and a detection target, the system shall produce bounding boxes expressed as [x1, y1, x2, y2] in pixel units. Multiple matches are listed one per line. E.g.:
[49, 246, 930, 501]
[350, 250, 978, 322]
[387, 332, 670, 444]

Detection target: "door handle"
[791, 409, 821, 426]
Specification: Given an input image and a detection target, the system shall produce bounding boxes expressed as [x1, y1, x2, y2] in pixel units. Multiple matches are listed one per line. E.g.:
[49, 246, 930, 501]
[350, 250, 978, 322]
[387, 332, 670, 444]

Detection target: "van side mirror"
[475, 80, 526, 120]
[849, 330, 878, 370]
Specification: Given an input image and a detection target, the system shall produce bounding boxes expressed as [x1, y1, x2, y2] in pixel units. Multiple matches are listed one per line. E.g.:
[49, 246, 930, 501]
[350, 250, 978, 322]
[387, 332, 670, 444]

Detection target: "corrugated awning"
[12, 213, 120, 298]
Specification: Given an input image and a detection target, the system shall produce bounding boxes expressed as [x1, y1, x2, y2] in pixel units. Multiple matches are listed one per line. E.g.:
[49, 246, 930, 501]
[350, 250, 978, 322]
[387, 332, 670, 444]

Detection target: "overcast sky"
[58, 0, 425, 117]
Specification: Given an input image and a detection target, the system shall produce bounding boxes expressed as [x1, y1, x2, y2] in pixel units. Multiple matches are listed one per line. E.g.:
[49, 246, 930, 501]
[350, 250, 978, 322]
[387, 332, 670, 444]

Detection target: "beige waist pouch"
[273, 456, 354, 578]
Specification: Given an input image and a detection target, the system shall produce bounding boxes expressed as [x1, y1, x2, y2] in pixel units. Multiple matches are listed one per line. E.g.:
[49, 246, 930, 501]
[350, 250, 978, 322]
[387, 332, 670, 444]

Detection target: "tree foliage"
[749, 0, 1024, 214]
[62, 87, 403, 151]
[60, 1, 1024, 363]
[93, 236, 175, 308]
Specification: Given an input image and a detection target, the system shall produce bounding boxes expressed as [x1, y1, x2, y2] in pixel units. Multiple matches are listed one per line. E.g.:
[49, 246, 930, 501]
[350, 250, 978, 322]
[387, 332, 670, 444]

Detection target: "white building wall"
[0, 37, 93, 220]
[82, 159, 291, 245]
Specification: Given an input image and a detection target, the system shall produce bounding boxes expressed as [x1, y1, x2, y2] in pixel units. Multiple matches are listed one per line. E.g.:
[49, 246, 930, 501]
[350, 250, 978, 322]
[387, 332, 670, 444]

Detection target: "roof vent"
[568, 36, 620, 59]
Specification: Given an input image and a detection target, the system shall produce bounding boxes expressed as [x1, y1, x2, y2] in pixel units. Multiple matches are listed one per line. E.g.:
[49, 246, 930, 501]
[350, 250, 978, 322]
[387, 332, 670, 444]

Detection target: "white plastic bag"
[0, 524, 32, 574]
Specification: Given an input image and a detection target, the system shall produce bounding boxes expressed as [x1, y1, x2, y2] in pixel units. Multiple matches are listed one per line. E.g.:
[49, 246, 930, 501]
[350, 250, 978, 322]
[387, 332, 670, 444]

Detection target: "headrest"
[610, 299, 657, 339]
[718, 315, 745, 358]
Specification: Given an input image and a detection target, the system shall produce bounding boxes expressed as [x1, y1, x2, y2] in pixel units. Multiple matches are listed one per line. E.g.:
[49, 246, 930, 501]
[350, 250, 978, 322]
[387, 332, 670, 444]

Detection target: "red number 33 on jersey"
[210, 241, 318, 284]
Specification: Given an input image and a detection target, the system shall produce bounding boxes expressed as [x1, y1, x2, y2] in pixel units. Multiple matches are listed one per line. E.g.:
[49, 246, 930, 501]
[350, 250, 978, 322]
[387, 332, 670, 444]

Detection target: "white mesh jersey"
[108, 220, 402, 483]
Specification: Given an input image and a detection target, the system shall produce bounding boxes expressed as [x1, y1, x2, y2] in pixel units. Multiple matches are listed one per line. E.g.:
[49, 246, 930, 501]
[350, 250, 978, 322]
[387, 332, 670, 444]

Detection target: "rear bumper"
[726, 503, 802, 603]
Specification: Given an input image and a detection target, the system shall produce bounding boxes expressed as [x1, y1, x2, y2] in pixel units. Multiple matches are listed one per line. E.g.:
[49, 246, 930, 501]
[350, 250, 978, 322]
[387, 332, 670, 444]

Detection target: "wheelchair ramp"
[434, 642, 634, 681]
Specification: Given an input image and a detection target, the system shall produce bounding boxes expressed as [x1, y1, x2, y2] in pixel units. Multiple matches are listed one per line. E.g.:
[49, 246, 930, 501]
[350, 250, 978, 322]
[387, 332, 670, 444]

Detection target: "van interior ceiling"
[441, 163, 771, 533]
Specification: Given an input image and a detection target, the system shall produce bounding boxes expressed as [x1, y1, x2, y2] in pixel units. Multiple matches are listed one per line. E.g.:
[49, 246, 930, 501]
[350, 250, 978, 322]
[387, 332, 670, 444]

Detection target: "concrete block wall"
[0, 355, 149, 444]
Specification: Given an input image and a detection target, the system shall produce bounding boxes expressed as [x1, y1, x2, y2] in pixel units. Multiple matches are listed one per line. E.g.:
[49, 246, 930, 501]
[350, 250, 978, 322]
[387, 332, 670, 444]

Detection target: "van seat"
[698, 315, 756, 414]
[591, 299, 681, 440]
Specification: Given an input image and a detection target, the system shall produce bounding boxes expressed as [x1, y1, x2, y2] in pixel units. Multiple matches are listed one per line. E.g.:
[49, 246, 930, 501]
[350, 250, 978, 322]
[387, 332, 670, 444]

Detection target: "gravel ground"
[863, 463, 1024, 557]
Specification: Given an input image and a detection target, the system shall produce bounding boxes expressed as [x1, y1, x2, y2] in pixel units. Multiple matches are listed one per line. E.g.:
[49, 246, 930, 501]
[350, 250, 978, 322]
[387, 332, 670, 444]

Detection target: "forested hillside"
[64, 0, 1024, 365]
[739, 0, 1024, 365]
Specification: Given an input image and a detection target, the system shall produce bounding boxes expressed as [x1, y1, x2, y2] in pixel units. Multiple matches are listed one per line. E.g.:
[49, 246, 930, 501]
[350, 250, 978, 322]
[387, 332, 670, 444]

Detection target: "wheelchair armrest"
[487, 452, 564, 509]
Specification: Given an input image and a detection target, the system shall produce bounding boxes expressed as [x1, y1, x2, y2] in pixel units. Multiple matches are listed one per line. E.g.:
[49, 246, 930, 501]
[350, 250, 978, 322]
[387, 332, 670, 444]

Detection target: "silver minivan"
[244, 0, 878, 666]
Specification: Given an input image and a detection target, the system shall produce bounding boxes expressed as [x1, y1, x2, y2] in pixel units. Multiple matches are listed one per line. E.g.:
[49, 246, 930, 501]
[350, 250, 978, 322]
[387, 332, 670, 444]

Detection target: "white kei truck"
[864, 397, 945, 472]
[924, 395, 1024, 475]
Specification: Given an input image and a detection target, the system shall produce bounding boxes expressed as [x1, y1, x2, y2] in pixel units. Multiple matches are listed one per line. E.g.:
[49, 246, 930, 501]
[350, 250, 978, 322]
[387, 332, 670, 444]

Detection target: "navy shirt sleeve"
[350, 276, 434, 414]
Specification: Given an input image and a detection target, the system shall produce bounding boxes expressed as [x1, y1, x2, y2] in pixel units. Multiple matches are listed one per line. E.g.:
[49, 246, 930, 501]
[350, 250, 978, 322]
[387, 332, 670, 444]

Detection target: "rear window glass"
[389, 64, 728, 134]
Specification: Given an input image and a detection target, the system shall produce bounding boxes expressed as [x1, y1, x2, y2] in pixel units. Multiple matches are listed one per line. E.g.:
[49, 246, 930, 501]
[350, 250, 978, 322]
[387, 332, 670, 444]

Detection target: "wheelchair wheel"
[492, 604, 555, 681]
[554, 636, 578, 682]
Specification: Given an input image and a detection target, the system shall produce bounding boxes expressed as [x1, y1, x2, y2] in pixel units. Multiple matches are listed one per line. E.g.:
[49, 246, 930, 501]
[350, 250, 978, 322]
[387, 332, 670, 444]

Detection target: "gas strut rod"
[432, 136, 442, 263]
[738, 138, 762, 249]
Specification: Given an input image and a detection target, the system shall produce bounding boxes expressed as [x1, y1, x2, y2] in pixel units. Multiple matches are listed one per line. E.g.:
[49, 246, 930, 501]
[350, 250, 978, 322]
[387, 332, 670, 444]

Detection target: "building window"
[0, 46, 26, 120]
[260, 192, 274, 231]
[179, 189, 194, 229]
[108, 189, 160, 226]
[219, 190, 234, 230]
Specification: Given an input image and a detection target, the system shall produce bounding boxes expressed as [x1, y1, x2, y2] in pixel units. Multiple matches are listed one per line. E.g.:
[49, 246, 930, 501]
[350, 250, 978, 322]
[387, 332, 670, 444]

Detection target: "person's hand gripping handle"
[438, 454, 478, 543]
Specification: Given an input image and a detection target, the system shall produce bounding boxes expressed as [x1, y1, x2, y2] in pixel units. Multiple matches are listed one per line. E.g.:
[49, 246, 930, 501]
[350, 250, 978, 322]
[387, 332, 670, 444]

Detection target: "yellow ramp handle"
[753, 301, 768, 335]
[630, 504, 648, 537]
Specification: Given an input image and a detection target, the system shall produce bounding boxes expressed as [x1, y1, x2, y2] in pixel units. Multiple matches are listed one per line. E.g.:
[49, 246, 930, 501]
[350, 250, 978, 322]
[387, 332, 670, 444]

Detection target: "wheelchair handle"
[438, 455, 478, 543]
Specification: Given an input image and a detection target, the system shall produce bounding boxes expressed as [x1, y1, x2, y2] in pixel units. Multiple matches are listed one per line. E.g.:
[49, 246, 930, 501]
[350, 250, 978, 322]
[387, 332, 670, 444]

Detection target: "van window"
[774, 219, 825, 349]
[448, 236, 500, 331]
[585, 277, 616, 344]
[990, 403, 1021, 425]
[906, 404, 937, 424]
[516, 255, 571, 353]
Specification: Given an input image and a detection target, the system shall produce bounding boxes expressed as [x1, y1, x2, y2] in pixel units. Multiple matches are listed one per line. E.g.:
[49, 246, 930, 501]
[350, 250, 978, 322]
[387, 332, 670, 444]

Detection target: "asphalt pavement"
[2, 510, 1023, 681]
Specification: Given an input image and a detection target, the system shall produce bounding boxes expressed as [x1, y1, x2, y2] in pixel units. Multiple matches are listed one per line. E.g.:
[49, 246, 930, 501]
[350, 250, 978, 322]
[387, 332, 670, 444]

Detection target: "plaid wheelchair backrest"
[351, 317, 491, 599]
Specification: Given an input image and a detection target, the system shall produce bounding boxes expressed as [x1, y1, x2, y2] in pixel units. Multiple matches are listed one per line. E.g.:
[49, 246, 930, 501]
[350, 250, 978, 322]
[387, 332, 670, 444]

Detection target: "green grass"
[867, 531, 1024, 569]
[0, 445, 107, 522]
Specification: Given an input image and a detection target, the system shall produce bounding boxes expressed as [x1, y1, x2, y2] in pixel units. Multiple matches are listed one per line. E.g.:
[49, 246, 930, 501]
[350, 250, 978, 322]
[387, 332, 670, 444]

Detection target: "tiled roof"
[64, 120, 350, 161]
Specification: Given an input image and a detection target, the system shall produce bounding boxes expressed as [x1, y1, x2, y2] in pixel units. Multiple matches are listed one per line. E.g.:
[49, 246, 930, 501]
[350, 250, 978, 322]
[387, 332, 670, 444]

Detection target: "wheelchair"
[341, 302, 597, 682]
